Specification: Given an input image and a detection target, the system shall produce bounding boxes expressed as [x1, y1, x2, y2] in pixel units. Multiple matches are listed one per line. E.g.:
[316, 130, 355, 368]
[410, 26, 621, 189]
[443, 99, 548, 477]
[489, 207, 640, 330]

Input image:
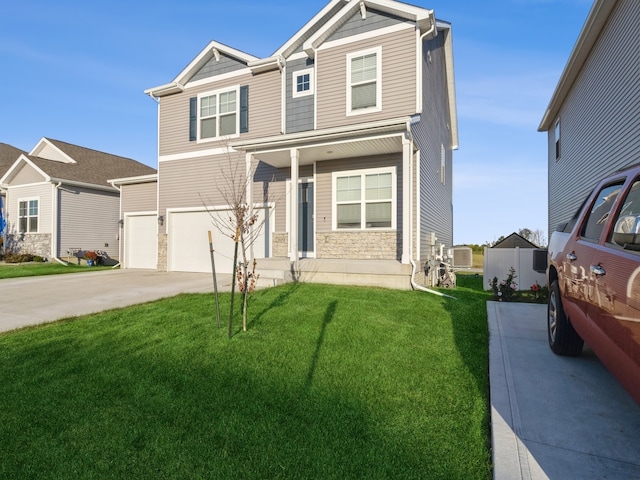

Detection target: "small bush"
[488, 267, 519, 301]
[4, 252, 36, 264]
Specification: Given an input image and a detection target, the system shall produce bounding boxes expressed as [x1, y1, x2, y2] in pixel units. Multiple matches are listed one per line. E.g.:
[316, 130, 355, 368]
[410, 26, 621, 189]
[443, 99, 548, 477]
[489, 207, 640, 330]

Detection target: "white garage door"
[125, 215, 158, 269]
[168, 209, 268, 274]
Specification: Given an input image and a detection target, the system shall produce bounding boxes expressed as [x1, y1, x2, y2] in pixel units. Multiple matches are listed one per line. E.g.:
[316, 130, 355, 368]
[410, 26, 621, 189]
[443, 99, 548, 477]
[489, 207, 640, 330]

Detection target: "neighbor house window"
[198, 86, 239, 140]
[292, 68, 314, 98]
[347, 47, 382, 115]
[555, 119, 561, 160]
[334, 167, 395, 229]
[19, 199, 38, 233]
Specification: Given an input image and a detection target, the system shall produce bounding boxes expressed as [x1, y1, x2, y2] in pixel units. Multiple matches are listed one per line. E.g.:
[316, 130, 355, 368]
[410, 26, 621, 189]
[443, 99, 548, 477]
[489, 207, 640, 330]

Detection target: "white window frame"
[18, 197, 39, 233]
[346, 46, 382, 116]
[332, 166, 396, 231]
[292, 68, 314, 98]
[197, 85, 240, 143]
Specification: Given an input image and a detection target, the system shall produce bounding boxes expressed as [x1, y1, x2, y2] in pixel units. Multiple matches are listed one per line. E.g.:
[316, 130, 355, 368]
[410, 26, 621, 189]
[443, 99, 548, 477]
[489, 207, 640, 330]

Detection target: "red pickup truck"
[547, 163, 640, 404]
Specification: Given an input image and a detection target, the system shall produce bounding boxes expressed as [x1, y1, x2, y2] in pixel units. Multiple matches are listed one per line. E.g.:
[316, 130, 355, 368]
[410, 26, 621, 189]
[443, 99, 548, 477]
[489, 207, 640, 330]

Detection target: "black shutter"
[240, 85, 249, 133]
[189, 97, 197, 141]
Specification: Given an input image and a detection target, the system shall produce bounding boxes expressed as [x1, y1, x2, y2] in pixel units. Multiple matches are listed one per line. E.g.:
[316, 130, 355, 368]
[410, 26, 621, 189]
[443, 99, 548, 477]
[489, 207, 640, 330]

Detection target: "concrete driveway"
[0, 269, 233, 333]
[489, 301, 640, 479]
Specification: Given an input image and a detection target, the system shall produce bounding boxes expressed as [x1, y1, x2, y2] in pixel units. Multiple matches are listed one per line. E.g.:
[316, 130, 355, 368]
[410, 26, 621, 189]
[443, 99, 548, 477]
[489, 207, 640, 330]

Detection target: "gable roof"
[492, 232, 539, 249]
[1, 138, 156, 190]
[538, 0, 618, 131]
[0, 143, 27, 180]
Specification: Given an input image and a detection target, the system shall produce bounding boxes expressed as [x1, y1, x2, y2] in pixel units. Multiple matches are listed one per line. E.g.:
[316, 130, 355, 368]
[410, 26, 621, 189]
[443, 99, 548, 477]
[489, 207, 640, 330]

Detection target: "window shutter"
[189, 97, 197, 141]
[240, 85, 249, 133]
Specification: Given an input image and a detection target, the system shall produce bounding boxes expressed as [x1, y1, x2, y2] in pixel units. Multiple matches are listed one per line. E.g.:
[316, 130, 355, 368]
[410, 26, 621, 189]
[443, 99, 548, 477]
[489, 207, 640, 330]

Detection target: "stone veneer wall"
[316, 231, 400, 260]
[272, 232, 288, 257]
[7, 233, 51, 259]
[157, 233, 167, 271]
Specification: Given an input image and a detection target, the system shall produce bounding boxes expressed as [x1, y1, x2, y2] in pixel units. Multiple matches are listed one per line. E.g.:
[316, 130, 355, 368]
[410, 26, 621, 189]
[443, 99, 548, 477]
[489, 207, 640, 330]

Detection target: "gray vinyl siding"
[6, 184, 52, 235]
[327, 8, 411, 42]
[286, 57, 315, 134]
[316, 26, 417, 130]
[188, 53, 247, 83]
[548, 0, 640, 233]
[122, 182, 157, 213]
[57, 187, 119, 260]
[315, 153, 403, 235]
[411, 31, 454, 257]
[158, 70, 281, 157]
[11, 163, 46, 185]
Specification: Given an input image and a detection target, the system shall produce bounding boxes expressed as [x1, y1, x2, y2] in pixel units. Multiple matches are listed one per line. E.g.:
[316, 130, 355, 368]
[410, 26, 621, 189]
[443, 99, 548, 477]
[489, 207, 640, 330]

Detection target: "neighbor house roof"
[492, 232, 539, 249]
[1, 138, 156, 191]
[0, 143, 27, 179]
[538, 0, 618, 131]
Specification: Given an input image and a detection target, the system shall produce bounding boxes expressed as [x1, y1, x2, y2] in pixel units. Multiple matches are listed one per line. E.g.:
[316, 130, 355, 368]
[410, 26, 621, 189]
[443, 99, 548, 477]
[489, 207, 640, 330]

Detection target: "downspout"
[410, 259, 456, 299]
[51, 182, 68, 265]
[109, 180, 122, 269]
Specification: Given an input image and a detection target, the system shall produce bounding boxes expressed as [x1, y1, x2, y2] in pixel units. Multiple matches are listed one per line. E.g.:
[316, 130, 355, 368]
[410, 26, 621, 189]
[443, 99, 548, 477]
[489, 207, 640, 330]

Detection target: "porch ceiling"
[250, 134, 404, 168]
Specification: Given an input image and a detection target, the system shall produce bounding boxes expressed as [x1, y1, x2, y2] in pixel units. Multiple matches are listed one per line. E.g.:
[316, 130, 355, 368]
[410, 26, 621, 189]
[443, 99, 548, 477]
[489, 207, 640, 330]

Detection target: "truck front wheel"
[548, 280, 584, 356]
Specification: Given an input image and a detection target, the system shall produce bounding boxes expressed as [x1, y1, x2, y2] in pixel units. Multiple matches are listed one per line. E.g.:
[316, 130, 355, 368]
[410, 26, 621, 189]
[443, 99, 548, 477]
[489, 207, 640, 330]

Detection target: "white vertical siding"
[548, 0, 640, 233]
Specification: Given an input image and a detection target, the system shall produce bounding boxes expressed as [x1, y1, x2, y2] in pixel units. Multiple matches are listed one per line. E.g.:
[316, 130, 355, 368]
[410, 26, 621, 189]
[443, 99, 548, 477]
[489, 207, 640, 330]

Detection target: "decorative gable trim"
[303, 0, 435, 58]
[0, 154, 50, 187]
[29, 137, 76, 164]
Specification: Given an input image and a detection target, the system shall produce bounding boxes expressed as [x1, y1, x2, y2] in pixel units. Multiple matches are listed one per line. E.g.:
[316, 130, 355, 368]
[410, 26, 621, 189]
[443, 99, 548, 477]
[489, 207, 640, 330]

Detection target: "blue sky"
[0, 0, 593, 245]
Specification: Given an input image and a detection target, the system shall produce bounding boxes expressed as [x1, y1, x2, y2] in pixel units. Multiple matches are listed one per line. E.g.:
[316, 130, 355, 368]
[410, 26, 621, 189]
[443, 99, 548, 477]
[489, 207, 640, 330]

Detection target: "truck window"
[581, 182, 624, 241]
[608, 178, 640, 249]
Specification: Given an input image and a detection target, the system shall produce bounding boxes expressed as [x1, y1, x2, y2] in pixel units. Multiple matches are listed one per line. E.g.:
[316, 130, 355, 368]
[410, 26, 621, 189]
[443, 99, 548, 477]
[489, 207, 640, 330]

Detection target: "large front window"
[199, 87, 238, 140]
[334, 168, 394, 230]
[19, 199, 38, 233]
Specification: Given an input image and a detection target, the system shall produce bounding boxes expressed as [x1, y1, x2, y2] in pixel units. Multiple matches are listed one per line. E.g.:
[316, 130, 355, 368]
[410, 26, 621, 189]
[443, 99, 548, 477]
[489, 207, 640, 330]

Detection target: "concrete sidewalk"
[489, 301, 640, 480]
[0, 269, 232, 333]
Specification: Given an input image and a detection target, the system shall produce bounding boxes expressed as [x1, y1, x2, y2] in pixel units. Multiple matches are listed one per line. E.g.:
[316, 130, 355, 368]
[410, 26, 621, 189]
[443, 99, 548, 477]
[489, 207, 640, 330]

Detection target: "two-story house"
[539, 0, 639, 234]
[136, 0, 457, 288]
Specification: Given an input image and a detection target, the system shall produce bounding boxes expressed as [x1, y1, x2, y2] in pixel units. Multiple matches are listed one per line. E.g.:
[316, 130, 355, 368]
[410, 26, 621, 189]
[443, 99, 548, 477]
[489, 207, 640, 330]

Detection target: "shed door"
[125, 215, 157, 269]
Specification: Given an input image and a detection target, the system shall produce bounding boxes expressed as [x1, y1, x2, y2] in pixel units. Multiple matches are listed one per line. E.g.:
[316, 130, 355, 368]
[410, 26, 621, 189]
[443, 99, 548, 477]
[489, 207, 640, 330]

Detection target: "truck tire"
[548, 280, 584, 356]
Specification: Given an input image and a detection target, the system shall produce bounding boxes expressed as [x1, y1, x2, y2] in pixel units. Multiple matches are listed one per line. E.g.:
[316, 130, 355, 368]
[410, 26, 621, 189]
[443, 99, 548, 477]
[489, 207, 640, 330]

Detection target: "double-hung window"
[347, 47, 382, 115]
[292, 68, 314, 98]
[198, 86, 239, 140]
[19, 199, 38, 233]
[334, 167, 395, 230]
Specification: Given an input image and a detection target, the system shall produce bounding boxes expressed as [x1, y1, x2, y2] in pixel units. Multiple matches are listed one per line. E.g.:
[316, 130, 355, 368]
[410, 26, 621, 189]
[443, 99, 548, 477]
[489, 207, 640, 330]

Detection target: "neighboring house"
[142, 0, 458, 287]
[0, 138, 156, 263]
[492, 232, 539, 249]
[0, 143, 28, 247]
[539, 0, 639, 234]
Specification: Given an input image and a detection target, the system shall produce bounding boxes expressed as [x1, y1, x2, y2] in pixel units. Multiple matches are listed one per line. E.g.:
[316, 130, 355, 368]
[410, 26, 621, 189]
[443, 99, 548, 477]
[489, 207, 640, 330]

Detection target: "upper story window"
[19, 199, 38, 233]
[333, 167, 395, 230]
[293, 68, 314, 98]
[198, 86, 239, 141]
[347, 47, 382, 116]
[554, 119, 561, 160]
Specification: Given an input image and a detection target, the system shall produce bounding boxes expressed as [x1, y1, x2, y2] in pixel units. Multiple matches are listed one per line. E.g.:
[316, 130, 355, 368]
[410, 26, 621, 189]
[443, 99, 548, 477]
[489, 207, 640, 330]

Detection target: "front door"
[298, 182, 314, 256]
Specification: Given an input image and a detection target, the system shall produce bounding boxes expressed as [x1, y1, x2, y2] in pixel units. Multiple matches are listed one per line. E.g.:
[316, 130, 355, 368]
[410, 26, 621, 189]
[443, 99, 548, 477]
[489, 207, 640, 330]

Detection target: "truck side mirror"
[612, 215, 640, 249]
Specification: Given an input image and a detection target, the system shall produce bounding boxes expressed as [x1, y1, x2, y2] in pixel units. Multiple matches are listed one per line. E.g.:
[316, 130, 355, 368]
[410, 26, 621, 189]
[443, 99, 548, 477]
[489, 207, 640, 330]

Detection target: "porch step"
[255, 258, 413, 290]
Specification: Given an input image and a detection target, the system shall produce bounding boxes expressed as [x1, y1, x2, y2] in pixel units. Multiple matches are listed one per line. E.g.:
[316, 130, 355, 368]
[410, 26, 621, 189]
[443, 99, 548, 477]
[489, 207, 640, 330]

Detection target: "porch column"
[289, 148, 299, 262]
[245, 153, 253, 207]
[402, 135, 412, 264]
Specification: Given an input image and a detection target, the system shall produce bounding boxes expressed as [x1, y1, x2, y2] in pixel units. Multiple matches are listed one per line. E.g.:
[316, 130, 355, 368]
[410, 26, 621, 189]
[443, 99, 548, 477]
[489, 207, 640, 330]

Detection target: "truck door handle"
[566, 252, 577, 261]
[590, 264, 606, 276]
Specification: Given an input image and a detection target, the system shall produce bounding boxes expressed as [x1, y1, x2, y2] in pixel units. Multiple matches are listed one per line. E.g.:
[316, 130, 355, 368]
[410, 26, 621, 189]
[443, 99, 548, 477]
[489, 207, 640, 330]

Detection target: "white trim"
[0, 155, 50, 186]
[159, 146, 237, 163]
[332, 166, 397, 231]
[346, 46, 382, 117]
[318, 22, 413, 52]
[415, 150, 421, 260]
[17, 196, 40, 234]
[109, 174, 157, 186]
[29, 138, 76, 164]
[196, 85, 241, 143]
[287, 51, 309, 62]
[184, 67, 252, 90]
[292, 67, 315, 98]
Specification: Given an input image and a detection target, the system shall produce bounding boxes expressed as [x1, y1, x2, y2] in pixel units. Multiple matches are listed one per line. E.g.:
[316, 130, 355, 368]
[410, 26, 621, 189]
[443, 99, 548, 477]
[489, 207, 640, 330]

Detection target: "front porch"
[255, 257, 415, 290]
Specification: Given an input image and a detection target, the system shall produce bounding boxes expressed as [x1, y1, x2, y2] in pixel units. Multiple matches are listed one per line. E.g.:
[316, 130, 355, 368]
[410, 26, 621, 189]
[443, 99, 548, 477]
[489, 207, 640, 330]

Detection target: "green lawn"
[0, 262, 112, 279]
[0, 277, 491, 479]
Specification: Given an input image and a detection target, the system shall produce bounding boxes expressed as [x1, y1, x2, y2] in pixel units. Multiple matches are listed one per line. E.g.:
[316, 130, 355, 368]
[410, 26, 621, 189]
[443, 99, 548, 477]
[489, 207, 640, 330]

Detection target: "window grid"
[19, 199, 38, 233]
[198, 88, 238, 140]
[335, 171, 393, 230]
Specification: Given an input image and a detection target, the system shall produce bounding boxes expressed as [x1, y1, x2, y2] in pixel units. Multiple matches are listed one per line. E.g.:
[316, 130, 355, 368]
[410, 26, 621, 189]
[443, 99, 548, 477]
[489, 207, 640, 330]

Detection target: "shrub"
[488, 267, 519, 301]
[4, 252, 36, 264]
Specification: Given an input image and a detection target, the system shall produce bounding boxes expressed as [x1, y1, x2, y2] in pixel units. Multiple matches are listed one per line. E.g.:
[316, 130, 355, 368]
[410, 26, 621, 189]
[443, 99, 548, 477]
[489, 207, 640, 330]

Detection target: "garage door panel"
[169, 210, 267, 274]
[126, 215, 158, 269]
